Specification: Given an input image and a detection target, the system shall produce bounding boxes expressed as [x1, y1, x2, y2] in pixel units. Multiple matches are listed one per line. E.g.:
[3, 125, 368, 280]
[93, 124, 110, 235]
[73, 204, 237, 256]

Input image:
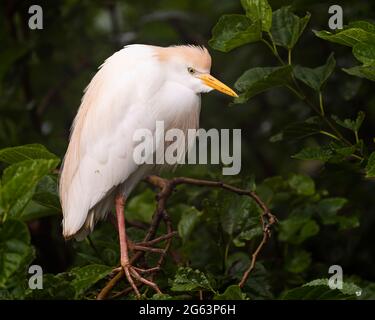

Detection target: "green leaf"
[17, 201, 59, 222]
[218, 193, 260, 236]
[337, 215, 359, 230]
[330, 144, 358, 159]
[343, 66, 375, 81]
[293, 53, 336, 91]
[271, 117, 322, 142]
[285, 250, 311, 273]
[279, 217, 319, 244]
[32, 175, 61, 212]
[226, 252, 250, 278]
[270, 7, 310, 49]
[353, 42, 375, 66]
[293, 142, 358, 163]
[357, 281, 375, 300]
[0, 220, 34, 288]
[308, 279, 361, 296]
[349, 20, 375, 33]
[214, 285, 247, 300]
[70, 264, 113, 297]
[26, 274, 76, 300]
[6, 189, 35, 220]
[318, 197, 348, 213]
[151, 293, 173, 300]
[241, 262, 274, 299]
[282, 278, 361, 299]
[209, 14, 262, 52]
[126, 189, 155, 223]
[0, 159, 60, 216]
[288, 174, 315, 196]
[0, 144, 58, 164]
[241, 0, 272, 32]
[292, 146, 333, 162]
[316, 197, 348, 225]
[365, 152, 375, 178]
[171, 267, 215, 293]
[234, 65, 292, 103]
[233, 226, 262, 247]
[178, 206, 202, 243]
[355, 111, 366, 131]
[332, 111, 365, 132]
[314, 28, 375, 47]
[262, 175, 287, 192]
[300, 220, 319, 240]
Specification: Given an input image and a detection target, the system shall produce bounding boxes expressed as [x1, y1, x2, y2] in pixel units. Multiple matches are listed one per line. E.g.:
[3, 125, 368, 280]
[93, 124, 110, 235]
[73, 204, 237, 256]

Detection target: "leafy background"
[1, 0, 375, 299]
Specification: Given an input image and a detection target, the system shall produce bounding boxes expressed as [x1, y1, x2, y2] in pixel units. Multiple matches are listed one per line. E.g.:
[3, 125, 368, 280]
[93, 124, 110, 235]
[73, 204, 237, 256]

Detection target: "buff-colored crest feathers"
[154, 45, 212, 71]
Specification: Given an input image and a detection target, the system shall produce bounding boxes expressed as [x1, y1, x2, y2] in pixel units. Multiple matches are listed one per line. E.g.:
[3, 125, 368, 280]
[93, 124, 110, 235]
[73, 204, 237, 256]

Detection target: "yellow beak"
[199, 74, 238, 98]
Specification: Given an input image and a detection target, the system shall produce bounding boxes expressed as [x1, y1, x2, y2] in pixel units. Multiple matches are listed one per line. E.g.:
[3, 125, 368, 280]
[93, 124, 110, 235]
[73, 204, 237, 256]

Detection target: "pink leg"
[115, 194, 161, 298]
[116, 195, 129, 266]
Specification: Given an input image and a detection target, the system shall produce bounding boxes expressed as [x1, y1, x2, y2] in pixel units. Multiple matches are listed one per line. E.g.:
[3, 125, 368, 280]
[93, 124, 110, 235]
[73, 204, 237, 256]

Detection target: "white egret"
[59, 44, 238, 295]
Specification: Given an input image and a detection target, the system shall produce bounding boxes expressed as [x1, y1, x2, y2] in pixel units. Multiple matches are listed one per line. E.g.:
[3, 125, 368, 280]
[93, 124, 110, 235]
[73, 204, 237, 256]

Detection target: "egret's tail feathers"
[62, 194, 114, 241]
[62, 208, 88, 240]
[69, 210, 96, 241]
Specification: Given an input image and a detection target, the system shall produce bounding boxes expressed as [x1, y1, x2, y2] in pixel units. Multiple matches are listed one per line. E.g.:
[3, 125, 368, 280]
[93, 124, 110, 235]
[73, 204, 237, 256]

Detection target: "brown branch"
[145, 176, 277, 287]
[238, 233, 269, 288]
[136, 231, 177, 246]
[97, 270, 124, 300]
[97, 175, 276, 299]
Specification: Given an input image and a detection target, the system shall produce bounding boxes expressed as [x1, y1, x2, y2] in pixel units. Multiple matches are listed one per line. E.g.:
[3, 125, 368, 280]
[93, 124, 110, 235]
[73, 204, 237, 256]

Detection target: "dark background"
[1, 0, 375, 298]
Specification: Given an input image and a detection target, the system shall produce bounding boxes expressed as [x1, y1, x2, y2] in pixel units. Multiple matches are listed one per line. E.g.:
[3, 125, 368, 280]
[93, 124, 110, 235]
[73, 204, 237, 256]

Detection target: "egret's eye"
[187, 67, 195, 75]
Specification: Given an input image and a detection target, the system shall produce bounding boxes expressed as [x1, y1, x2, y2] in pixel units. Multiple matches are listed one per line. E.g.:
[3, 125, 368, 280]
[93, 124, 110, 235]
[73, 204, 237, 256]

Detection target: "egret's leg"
[115, 194, 161, 298]
[115, 194, 140, 297]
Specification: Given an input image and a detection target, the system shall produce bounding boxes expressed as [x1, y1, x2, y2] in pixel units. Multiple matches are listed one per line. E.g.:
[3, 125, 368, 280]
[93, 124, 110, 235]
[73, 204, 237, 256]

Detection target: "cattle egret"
[59, 44, 238, 295]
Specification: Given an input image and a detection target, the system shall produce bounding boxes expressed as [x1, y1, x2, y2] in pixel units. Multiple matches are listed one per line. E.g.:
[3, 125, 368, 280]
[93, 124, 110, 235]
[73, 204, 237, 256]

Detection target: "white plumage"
[59, 44, 237, 240]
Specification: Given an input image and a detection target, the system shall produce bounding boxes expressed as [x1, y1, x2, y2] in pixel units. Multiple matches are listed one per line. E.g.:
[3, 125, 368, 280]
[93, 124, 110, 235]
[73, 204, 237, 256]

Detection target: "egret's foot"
[112, 265, 160, 274]
[121, 263, 162, 298]
[113, 194, 169, 298]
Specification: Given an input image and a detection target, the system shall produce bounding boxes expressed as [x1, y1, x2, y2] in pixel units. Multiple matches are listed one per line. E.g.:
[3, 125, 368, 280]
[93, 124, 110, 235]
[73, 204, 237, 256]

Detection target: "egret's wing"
[60, 45, 164, 238]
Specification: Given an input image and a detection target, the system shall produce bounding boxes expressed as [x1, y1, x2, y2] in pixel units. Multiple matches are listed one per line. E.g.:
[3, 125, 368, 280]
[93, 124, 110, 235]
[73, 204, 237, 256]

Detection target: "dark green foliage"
[234, 65, 293, 103]
[270, 7, 310, 49]
[293, 54, 336, 91]
[171, 267, 216, 293]
[281, 279, 361, 300]
[209, 15, 262, 52]
[1, 0, 375, 300]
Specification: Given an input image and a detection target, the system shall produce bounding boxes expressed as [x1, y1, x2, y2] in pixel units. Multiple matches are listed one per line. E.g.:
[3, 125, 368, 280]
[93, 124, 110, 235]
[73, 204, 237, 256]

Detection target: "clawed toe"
[120, 263, 162, 298]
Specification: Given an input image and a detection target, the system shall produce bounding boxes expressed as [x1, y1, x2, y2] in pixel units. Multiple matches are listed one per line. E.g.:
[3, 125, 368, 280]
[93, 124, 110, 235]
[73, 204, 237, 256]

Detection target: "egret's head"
[155, 45, 238, 97]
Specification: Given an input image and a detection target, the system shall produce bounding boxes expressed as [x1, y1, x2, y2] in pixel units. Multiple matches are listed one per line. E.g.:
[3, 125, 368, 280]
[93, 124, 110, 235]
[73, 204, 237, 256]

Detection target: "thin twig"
[239, 233, 268, 288]
[136, 231, 177, 246]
